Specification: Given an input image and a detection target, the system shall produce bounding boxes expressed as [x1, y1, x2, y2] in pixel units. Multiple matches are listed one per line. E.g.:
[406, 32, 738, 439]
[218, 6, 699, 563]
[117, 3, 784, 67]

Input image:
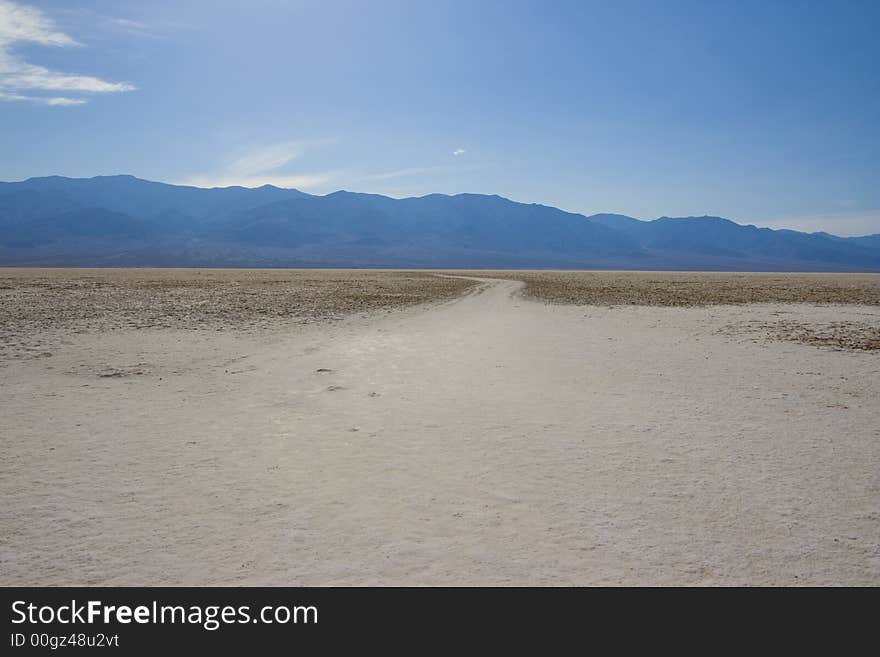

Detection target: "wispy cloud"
[180, 140, 338, 190]
[107, 17, 149, 31]
[361, 159, 483, 187]
[453, 148, 466, 156]
[363, 166, 449, 181]
[226, 142, 305, 178]
[0, 0, 77, 47]
[183, 172, 338, 190]
[0, 89, 85, 105]
[101, 16, 167, 40]
[0, 0, 135, 105]
[54, 5, 189, 40]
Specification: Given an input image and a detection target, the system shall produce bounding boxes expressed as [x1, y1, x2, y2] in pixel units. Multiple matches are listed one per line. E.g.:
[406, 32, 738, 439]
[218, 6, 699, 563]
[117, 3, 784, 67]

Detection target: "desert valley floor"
[1, 269, 879, 585]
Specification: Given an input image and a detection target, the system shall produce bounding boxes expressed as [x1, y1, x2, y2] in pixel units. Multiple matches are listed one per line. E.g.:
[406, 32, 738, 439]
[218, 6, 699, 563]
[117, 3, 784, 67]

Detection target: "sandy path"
[2, 277, 879, 585]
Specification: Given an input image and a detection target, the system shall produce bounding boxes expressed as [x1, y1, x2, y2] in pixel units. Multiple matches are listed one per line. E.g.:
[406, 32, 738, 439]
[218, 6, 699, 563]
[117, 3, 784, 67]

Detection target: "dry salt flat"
[2, 273, 879, 585]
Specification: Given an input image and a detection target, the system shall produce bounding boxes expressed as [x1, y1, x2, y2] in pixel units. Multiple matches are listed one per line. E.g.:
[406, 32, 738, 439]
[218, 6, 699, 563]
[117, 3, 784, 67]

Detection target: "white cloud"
[107, 17, 149, 31]
[180, 141, 338, 190]
[101, 16, 167, 40]
[1, 60, 134, 92]
[453, 148, 466, 156]
[44, 95, 85, 106]
[364, 166, 447, 181]
[0, 0, 78, 47]
[182, 172, 338, 191]
[0, 89, 85, 104]
[0, 0, 135, 105]
[226, 142, 305, 178]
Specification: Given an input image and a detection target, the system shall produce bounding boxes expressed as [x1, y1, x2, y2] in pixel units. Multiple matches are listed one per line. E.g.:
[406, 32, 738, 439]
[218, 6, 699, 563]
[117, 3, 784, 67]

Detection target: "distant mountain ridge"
[1, 175, 878, 271]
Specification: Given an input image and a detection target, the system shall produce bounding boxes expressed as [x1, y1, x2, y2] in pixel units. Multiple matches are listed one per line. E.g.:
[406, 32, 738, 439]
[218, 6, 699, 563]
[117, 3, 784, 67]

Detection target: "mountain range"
[1, 175, 878, 271]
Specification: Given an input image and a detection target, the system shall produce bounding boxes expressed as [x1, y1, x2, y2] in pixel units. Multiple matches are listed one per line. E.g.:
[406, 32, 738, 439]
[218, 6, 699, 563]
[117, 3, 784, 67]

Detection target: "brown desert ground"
[1, 268, 879, 585]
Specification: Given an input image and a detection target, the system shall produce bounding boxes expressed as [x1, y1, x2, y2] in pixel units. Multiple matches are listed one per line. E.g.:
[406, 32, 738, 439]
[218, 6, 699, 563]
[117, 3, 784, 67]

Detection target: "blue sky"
[1, 0, 878, 235]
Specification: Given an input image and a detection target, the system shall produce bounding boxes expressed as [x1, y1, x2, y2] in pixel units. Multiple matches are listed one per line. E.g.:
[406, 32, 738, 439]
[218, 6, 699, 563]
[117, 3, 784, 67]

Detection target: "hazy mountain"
[586, 214, 880, 269]
[846, 234, 880, 249]
[0, 175, 308, 226]
[1, 175, 878, 270]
